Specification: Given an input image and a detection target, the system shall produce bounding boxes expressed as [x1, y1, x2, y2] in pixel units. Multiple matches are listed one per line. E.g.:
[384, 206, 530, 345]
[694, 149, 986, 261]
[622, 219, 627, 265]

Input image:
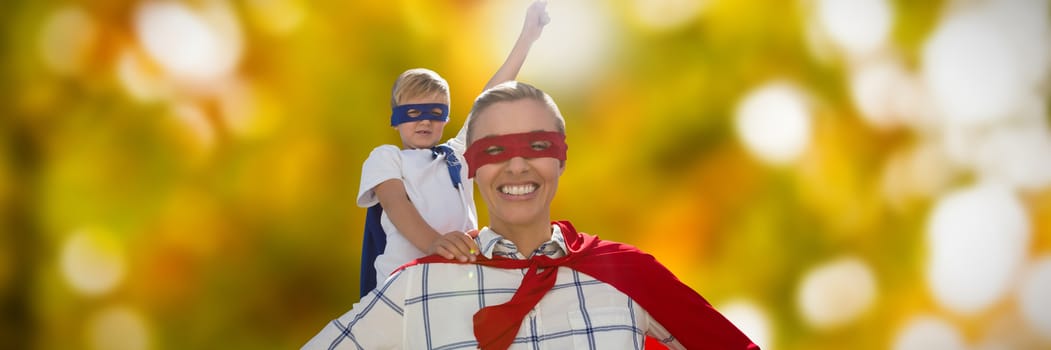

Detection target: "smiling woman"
[464, 83, 567, 252]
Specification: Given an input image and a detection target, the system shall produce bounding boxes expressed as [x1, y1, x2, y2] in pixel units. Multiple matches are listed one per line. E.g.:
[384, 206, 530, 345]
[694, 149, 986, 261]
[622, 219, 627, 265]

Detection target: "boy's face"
[469, 99, 564, 231]
[395, 94, 449, 149]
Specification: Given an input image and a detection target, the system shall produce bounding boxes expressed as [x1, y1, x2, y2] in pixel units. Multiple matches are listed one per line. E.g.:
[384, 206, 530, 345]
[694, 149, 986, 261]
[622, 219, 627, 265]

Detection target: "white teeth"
[500, 184, 537, 195]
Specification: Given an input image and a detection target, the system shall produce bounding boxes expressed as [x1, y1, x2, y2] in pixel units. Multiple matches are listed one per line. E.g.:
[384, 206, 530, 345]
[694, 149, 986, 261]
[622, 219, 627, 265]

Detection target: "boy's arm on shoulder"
[374, 179, 440, 252]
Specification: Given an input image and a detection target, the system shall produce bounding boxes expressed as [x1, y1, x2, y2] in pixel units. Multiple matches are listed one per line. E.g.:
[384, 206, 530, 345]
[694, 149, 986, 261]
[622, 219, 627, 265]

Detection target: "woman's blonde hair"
[466, 81, 565, 145]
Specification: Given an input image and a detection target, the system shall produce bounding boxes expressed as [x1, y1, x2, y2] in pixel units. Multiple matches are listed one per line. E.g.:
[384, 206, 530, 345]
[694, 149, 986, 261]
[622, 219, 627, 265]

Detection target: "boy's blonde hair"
[466, 81, 566, 146]
[391, 68, 451, 108]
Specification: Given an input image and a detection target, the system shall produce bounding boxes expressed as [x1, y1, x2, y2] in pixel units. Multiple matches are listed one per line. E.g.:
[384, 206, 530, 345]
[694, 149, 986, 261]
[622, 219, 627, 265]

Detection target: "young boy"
[356, 1, 550, 296]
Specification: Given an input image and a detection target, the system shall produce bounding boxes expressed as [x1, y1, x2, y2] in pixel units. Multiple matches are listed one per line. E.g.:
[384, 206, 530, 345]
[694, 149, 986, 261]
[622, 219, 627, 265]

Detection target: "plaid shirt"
[303, 224, 683, 349]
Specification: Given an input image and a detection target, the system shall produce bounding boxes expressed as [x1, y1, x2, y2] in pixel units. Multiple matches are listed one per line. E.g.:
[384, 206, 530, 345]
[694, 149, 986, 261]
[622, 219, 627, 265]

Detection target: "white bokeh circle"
[815, 0, 893, 57]
[735, 82, 813, 166]
[86, 305, 151, 350]
[134, 1, 243, 82]
[797, 256, 878, 329]
[37, 5, 98, 75]
[893, 316, 967, 350]
[926, 183, 1030, 315]
[922, 10, 1025, 127]
[718, 299, 772, 350]
[60, 228, 126, 296]
[1018, 256, 1051, 341]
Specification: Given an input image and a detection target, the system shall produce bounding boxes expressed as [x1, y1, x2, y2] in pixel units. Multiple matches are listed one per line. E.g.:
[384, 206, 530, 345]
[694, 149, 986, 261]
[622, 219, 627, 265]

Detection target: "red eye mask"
[464, 131, 568, 178]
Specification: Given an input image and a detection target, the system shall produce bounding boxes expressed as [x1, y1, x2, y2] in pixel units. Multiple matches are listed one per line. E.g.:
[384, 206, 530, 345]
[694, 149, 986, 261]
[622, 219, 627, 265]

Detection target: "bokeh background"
[3, 0, 1051, 349]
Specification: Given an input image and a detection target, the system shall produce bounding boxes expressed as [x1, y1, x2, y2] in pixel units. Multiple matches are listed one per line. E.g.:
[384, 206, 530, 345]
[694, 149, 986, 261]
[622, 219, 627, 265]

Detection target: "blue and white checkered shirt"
[303, 224, 683, 349]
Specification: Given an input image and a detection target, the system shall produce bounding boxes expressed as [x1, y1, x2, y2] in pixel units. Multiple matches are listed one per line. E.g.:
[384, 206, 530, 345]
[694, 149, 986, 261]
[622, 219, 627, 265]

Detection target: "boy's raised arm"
[483, 0, 550, 91]
[452, 0, 549, 148]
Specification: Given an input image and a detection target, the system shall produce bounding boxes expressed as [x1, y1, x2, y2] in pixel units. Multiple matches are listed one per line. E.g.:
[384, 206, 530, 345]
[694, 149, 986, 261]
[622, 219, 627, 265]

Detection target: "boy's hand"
[430, 230, 480, 262]
[520, 0, 550, 44]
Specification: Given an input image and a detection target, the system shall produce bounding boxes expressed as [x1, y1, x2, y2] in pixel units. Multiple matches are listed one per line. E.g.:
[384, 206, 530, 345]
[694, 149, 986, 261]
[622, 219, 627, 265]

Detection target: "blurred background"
[2, 0, 1050, 349]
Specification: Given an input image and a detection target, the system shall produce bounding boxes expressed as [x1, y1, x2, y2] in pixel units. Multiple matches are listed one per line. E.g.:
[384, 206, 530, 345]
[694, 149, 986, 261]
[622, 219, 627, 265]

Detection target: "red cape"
[399, 221, 758, 349]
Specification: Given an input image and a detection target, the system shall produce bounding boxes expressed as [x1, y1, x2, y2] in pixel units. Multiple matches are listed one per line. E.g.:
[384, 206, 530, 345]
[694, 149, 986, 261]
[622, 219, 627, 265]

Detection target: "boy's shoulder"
[372, 144, 402, 152]
[367, 144, 402, 158]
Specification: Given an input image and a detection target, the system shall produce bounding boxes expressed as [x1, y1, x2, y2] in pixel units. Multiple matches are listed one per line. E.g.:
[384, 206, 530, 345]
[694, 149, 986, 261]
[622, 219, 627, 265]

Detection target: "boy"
[356, 1, 549, 296]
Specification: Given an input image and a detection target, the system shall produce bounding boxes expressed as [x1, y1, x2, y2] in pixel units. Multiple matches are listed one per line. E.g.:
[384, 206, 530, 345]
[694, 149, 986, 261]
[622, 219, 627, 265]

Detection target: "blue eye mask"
[390, 103, 450, 126]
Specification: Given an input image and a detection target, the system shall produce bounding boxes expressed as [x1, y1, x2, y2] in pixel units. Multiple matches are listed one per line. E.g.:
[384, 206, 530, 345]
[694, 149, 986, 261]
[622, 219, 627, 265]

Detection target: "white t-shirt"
[356, 128, 477, 287]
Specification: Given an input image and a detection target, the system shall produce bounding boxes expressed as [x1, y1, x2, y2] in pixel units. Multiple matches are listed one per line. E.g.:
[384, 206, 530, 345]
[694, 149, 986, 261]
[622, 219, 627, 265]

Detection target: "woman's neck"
[491, 220, 552, 255]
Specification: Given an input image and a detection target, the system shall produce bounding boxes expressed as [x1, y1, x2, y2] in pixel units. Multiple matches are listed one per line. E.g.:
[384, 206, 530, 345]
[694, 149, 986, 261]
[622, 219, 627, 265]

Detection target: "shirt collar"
[477, 224, 568, 260]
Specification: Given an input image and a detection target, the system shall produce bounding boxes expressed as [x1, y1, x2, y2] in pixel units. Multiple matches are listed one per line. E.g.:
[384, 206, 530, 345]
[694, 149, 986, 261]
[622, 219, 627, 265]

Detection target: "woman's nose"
[505, 156, 530, 174]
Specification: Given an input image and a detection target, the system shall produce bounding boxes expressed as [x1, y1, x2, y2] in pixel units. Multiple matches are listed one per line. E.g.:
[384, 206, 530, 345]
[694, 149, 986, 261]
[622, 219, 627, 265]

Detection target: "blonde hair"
[390, 68, 451, 108]
[466, 81, 566, 145]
